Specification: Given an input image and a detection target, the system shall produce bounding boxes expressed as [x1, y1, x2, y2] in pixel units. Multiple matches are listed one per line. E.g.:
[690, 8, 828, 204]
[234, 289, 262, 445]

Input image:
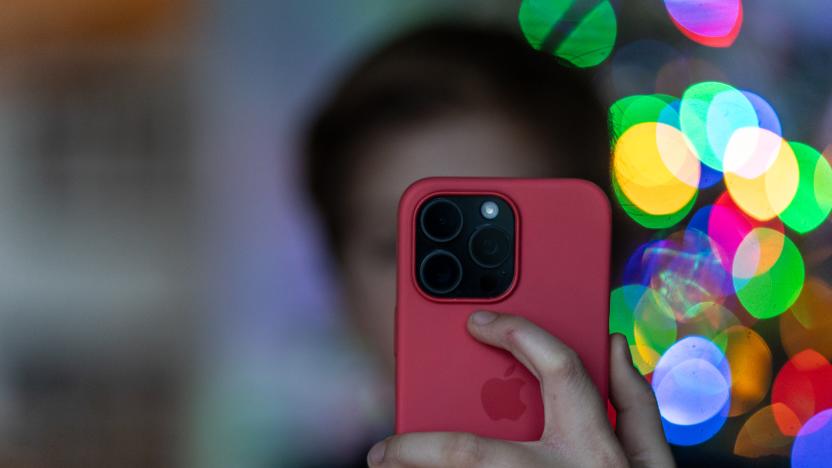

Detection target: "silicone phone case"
[396, 177, 611, 441]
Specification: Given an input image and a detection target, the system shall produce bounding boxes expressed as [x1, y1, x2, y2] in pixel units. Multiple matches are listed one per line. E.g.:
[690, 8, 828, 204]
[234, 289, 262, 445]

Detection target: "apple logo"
[481, 364, 527, 421]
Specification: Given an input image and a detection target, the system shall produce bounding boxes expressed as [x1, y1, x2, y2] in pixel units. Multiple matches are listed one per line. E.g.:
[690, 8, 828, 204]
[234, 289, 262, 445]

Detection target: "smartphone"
[396, 177, 611, 441]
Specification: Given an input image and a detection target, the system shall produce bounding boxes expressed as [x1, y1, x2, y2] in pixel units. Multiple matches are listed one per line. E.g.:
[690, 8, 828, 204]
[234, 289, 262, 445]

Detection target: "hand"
[368, 311, 675, 468]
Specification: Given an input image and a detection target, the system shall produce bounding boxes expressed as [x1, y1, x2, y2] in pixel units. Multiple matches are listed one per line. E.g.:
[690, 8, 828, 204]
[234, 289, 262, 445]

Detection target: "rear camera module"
[414, 195, 515, 298]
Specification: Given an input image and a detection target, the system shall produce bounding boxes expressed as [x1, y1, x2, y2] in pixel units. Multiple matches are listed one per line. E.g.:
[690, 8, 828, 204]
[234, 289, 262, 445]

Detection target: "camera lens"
[468, 225, 511, 268]
[420, 198, 463, 242]
[419, 250, 463, 295]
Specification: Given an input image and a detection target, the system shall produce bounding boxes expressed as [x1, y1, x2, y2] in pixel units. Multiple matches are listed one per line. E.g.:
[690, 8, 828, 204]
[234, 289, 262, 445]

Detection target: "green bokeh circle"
[733, 228, 805, 319]
[518, 0, 617, 68]
[779, 142, 832, 234]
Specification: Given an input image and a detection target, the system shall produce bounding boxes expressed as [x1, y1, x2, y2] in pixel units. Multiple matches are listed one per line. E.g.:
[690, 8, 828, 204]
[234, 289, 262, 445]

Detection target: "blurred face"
[339, 111, 556, 374]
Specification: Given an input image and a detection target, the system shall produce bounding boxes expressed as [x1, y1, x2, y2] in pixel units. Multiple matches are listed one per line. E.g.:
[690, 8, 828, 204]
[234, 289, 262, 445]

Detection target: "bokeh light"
[653, 336, 731, 445]
[663, 0, 743, 47]
[680, 81, 757, 172]
[723, 127, 783, 179]
[707, 90, 760, 172]
[656, 359, 729, 425]
[609, 285, 677, 375]
[732, 228, 804, 319]
[646, 229, 734, 319]
[610, 94, 678, 142]
[724, 134, 799, 221]
[705, 192, 785, 274]
[791, 409, 832, 468]
[662, 404, 731, 447]
[609, 78, 832, 459]
[819, 146, 832, 211]
[518, 0, 617, 68]
[734, 404, 796, 458]
[731, 227, 786, 281]
[780, 277, 832, 360]
[698, 162, 725, 189]
[719, 325, 771, 416]
[621, 239, 667, 286]
[613, 122, 701, 219]
[771, 350, 832, 436]
[742, 90, 782, 137]
[612, 175, 696, 229]
[680, 302, 739, 349]
[779, 142, 832, 234]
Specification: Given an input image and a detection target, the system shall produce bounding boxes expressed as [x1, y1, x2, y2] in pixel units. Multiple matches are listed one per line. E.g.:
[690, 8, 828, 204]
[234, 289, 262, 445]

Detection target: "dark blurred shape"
[304, 23, 611, 261]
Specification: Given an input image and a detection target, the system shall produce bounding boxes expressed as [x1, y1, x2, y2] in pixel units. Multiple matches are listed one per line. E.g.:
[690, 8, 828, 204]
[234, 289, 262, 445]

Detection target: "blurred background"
[0, 0, 829, 467]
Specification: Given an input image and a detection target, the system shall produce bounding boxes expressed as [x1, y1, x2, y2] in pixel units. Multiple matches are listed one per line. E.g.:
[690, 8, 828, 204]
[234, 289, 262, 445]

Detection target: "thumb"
[609, 334, 676, 468]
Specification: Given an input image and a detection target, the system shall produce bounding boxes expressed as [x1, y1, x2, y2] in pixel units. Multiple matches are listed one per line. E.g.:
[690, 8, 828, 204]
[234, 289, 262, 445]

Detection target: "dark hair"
[304, 23, 610, 258]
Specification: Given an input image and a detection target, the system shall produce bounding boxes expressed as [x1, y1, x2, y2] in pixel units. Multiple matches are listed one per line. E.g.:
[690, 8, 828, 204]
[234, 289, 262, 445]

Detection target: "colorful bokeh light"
[742, 90, 782, 138]
[771, 350, 832, 436]
[791, 409, 832, 468]
[612, 175, 697, 229]
[609, 285, 677, 375]
[779, 142, 832, 234]
[646, 229, 734, 318]
[732, 228, 805, 319]
[723, 127, 783, 179]
[705, 192, 785, 274]
[724, 135, 799, 221]
[609, 81, 822, 241]
[653, 336, 731, 445]
[734, 404, 796, 458]
[680, 81, 757, 172]
[663, 0, 743, 47]
[681, 302, 738, 349]
[780, 277, 832, 360]
[608, 79, 832, 456]
[614, 122, 701, 214]
[610, 94, 678, 142]
[612, 121, 701, 230]
[720, 325, 771, 416]
[518, 0, 618, 68]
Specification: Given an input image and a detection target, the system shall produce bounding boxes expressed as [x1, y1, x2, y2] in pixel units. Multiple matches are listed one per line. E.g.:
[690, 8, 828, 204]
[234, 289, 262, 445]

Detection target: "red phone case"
[396, 177, 611, 441]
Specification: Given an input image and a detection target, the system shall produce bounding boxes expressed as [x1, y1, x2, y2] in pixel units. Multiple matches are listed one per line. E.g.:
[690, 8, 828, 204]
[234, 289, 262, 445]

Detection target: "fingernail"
[471, 310, 498, 325]
[368, 440, 387, 465]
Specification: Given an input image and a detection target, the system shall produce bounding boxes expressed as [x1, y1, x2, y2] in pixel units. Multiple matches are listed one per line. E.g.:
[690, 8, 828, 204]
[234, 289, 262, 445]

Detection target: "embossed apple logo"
[481, 364, 527, 421]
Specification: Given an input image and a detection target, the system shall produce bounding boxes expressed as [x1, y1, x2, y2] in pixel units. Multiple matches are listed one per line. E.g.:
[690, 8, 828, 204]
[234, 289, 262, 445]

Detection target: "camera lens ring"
[468, 225, 512, 269]
[419, 250, 463, 295]
[420, 198, 464, 243]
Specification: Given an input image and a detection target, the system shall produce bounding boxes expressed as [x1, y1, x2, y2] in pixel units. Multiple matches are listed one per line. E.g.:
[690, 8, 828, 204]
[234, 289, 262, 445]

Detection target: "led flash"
[481, 201, 499, 219]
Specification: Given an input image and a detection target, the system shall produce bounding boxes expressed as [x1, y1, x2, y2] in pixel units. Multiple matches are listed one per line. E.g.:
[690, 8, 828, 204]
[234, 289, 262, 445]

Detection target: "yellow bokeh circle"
[613, 122, 701, 216]
[725, 135, 799, 221]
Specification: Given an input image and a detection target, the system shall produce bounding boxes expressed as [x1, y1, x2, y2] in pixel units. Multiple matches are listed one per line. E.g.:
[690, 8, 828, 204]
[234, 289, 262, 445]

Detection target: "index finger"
[467, 311, 616, 445]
